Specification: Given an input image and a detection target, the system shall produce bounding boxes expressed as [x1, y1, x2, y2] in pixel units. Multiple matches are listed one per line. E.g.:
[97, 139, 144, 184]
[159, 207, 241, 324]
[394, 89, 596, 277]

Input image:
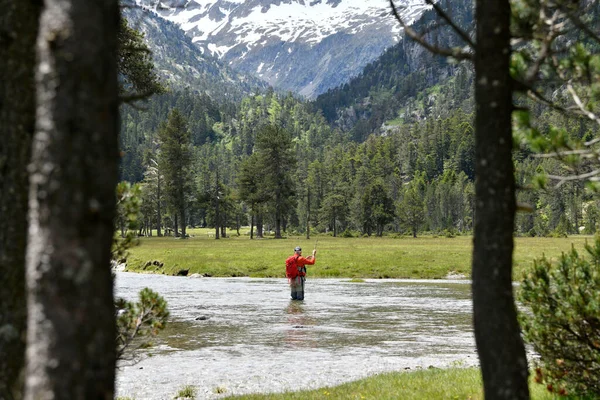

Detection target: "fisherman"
[286, 246, 316, 301]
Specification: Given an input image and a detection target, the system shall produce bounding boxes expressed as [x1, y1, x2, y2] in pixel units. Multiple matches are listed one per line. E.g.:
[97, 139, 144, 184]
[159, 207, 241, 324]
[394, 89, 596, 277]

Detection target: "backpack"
[285, 255, 300, 279]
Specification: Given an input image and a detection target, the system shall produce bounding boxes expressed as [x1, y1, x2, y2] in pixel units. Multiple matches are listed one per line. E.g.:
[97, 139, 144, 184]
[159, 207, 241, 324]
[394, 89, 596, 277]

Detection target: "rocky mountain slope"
[124, 6, 267, 103]
[134, 0, 431, 98]
[313, 0, 474, 140]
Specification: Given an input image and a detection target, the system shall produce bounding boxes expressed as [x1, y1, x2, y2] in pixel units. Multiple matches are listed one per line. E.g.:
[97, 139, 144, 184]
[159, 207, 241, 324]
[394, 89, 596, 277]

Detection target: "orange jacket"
[295, 255, 316, 267]
[287, 254, 316, 279]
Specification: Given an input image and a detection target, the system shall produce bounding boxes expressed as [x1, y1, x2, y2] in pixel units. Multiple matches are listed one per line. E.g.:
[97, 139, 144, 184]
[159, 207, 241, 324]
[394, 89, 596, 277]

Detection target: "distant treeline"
[119, 81, 600, 239]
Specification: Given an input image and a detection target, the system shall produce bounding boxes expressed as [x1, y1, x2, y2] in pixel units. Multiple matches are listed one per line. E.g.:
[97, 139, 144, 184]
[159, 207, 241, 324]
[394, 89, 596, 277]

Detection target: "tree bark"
[275, 190, 282, 239]
[473, 1, 529, 398]
[306, 191, 310, 240]
[174, 213, 179, 237]
[24, 0, 119, 398]
[179, 189, 186, 238]
[156, 173, 162, 236]
[0, 1, 41, 398]
[256, 213, 263, 238]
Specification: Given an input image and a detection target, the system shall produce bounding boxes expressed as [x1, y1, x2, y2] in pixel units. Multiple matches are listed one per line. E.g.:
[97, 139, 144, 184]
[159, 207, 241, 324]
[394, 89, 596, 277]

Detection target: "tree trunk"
[473, 1, 529, 399]
[256, 213, 263, 238]
[215, 202, 220, 240]
[174, 213, 179, 237]
[24, 0, 119, 398]
[156, 174, 162, 236]
[306, 191, 310, 240]
[0, 1, 41, 398]
[275, 202, 282, 239]
[179, 194, 186, 238]
[275, 216, 282, 238]
[250, 212, 254, 240]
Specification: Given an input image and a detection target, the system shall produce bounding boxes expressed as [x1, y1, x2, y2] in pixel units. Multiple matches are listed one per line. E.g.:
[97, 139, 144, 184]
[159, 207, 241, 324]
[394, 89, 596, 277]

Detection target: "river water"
[114, 272, 476, 399]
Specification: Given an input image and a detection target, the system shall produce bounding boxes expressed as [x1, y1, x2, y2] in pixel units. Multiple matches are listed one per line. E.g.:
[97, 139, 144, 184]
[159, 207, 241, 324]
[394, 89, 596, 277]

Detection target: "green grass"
[124, 229, 592, 279]
[174, 385, 197, 399]
[345, 278, 366, 283]
[385, 117, 404, 126]
[223, 367, 567, 400]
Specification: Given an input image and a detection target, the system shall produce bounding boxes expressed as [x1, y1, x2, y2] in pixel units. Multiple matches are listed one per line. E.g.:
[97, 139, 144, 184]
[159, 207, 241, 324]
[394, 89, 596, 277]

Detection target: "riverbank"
[222, 367, 558, 400]
[124, 229, 591, 280]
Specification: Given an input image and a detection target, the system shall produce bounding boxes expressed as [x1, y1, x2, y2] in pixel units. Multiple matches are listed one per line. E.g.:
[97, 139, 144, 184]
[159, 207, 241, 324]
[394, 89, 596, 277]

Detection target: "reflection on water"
[115, 273, 476, 400]
[284, 301, 318, 348]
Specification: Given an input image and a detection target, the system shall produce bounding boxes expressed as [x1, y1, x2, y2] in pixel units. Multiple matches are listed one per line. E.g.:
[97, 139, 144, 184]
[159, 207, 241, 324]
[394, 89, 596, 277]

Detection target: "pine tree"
[157, 109, 193, 238]
[255, 125, 296, 238]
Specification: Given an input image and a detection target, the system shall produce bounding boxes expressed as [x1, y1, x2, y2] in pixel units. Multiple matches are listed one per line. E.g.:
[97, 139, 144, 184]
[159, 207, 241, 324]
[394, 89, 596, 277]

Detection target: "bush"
[442, 228, 457, 238]
[115, 288, 169, 362]
[340, 228, 357, 238]
[519, 237, 600, 396]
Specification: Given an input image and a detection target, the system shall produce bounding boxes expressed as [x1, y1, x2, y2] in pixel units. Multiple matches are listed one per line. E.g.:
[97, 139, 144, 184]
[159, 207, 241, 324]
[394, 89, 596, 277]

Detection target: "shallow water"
[115, 273, 476, 399]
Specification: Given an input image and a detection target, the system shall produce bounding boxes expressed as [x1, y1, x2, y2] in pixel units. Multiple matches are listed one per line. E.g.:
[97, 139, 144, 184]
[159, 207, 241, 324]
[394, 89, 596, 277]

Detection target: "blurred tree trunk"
[157, 172, 162, 236]
[256, 212, 264, 238]
[0, 1, 41, 398]
[24, 0, 119, 398]
[472, 1, 529, 398]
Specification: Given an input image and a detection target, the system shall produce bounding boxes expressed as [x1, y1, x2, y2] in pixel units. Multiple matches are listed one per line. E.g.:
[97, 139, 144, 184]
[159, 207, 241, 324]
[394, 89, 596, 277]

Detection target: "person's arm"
[300, 252, 316, 265]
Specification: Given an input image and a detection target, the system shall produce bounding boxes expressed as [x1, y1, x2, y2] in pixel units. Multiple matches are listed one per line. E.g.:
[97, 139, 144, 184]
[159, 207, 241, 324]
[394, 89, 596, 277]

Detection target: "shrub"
[443, 228, 457, 238]
[174, 385, 197, 399]
[115, 288, 169, 362]
[340, 228, 357, 238]
[519, 237, 600, 396]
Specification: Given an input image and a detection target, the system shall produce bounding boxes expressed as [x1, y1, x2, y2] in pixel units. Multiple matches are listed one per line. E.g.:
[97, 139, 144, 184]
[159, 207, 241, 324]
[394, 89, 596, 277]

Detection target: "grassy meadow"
[124, 228, 592, 279]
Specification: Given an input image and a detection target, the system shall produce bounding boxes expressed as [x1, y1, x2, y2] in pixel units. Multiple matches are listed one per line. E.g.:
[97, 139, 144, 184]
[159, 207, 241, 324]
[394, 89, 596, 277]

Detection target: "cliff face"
[134, 0, 431, 98]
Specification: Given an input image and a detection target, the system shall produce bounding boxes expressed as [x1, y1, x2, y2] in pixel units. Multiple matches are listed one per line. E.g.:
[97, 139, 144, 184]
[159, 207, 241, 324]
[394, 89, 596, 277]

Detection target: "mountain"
[312, 0, 474, 141]
[123, 6, 268, 103]
[134, 0, 431, 98]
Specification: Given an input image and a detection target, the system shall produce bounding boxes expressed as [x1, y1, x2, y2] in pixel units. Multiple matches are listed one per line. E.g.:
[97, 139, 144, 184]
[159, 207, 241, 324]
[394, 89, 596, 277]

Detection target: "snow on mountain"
[137, 0, 430, 98]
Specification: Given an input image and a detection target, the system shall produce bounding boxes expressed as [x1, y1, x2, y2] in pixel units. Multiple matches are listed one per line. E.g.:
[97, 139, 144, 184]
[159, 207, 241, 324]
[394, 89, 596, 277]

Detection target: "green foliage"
[113, 182, 142, 262]
[340, 228, 357, 238]
[157, 109, 193, 237]
[320, 193, 349, 237]
[174, 385, 197, 399]
[118, 17, 165, 102]
[115, 288, 169, 362]
[398, 183, 425, 238]
[254, 124, 296, 237]
[519, 237, 600, 396]
[112, 183, 170, 363]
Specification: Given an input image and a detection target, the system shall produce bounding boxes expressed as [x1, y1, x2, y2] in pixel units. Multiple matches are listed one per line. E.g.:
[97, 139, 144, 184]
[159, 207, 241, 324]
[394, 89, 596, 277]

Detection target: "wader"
[290, 266, 306, 300]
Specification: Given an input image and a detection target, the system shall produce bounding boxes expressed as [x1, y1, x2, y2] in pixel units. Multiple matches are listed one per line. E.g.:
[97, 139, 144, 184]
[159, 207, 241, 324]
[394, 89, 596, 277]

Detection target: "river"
[115, 272, 476, 399]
